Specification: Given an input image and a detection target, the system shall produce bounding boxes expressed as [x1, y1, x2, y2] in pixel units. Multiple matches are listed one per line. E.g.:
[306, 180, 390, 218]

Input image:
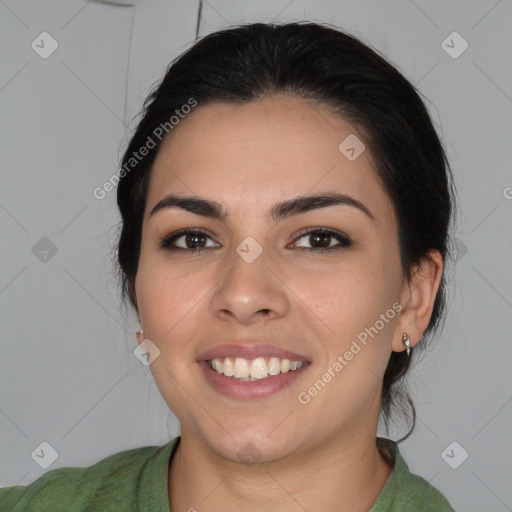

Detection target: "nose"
[210, 248, 290, 326]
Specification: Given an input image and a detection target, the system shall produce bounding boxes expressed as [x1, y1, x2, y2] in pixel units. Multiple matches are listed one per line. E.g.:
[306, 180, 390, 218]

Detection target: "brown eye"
[184, 232, 207, 249]
[293, 228, 351, 251]
[309, 232, 332, 248]
[159, 229, 218, 251]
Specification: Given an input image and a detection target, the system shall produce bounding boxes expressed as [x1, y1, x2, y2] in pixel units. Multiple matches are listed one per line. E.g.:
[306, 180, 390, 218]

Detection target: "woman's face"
[135, 95, 410, 462]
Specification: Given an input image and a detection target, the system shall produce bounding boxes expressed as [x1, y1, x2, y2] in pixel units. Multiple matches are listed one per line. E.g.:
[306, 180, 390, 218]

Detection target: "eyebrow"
[149, 192, 375, 223]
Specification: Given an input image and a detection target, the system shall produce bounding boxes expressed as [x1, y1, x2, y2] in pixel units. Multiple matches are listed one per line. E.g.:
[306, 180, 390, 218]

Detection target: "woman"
[1, 21, 456, 511]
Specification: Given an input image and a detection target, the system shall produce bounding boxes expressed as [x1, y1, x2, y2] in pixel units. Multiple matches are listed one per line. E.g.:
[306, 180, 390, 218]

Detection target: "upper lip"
[197, 343, 309, 362]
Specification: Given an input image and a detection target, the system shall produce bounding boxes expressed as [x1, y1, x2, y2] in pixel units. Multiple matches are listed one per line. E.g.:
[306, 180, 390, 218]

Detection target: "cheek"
[135, 256, 204, 342]
[293, 260, 389, 331]
[298, 269, 398, 419]
[295, 256, 399, 384]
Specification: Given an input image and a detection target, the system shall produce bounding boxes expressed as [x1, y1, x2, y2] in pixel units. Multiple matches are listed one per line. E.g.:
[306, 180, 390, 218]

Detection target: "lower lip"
[198, 360, 310, 399]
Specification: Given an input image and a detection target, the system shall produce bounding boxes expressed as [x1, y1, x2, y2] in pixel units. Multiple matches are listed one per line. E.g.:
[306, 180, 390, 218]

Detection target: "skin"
[134, 95, 443, 512]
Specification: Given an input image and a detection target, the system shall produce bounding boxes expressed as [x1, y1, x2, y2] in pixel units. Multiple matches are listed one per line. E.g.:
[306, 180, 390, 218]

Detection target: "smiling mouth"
[207, 356, 307, 381]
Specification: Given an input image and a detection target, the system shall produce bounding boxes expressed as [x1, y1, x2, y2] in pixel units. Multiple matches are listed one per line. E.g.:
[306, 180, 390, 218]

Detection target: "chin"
[200, 423, 300, 465]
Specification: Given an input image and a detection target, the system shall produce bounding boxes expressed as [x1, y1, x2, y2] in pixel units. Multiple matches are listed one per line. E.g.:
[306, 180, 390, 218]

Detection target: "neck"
[169, 427, 393, 512]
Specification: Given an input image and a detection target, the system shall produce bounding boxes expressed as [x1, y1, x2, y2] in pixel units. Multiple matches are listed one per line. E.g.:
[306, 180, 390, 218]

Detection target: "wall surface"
[1, 1, 511, 511]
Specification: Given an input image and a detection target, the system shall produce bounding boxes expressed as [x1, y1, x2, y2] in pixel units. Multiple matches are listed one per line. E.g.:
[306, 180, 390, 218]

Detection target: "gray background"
[1, 1, 511, 510]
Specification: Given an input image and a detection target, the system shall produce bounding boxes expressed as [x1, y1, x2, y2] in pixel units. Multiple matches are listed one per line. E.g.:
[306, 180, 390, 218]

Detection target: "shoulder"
[373, 437, 456, 512]
[0, 442, 172, 512]
[396, 472, 456, 511]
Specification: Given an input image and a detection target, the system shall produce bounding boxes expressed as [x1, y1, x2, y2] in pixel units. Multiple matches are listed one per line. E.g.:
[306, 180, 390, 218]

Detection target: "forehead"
[145, 95, 394, 226]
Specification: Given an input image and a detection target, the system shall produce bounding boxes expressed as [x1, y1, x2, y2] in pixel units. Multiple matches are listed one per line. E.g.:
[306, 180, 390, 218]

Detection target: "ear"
[392, 250, 444, 353]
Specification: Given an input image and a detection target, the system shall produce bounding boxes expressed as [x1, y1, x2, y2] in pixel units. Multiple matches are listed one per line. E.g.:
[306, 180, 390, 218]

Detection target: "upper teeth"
[209, 357, 305, 380]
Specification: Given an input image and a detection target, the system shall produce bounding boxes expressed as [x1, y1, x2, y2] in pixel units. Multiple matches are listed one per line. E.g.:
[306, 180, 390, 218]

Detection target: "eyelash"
[158, 227, 351, 253]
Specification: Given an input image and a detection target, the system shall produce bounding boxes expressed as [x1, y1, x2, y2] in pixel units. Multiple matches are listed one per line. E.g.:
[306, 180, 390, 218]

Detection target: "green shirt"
[0, 436, 455, 511]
